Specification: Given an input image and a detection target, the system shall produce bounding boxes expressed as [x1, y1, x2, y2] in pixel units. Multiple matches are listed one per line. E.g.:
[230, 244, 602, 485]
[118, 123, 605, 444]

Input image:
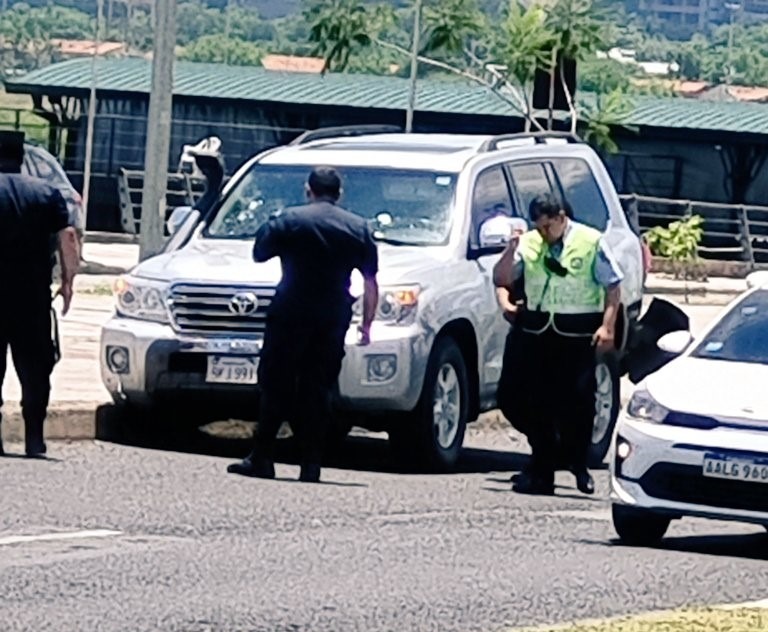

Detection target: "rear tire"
[612, 504, 670, 546]
[389, 337, 469, 472]
[589, 353, 621, 468]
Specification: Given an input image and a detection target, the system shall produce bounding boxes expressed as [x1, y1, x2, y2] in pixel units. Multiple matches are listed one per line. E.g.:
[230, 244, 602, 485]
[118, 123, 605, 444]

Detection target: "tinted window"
[550, 158, 609, 231]
[508, 162, 555, 219]
[207, 165, 457, 246]
[691, 290, 768, 365]
[471, 166, 514, 242]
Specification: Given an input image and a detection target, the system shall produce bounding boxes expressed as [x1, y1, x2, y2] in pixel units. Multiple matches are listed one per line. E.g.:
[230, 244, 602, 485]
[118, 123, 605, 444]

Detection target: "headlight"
[113, 275, 169, 323]
[626, 388, 669, 424]
[352, 285, 421, 325]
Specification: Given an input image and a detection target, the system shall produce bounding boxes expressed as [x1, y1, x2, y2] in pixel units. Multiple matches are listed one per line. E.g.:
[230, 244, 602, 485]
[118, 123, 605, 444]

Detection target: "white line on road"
[0, 529, 123, 547]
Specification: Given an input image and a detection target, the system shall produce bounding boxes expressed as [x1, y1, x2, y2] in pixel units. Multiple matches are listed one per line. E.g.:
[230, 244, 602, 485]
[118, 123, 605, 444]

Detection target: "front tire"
[612, 504, 670, 546]
[589, 353, 621, 468]
[390, 337, 469, 472]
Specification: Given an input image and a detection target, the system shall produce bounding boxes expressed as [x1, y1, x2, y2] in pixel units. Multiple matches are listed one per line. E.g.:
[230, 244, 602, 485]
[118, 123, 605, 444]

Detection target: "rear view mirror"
[479, 216, 528, 249]
[657, 330, 693, 355]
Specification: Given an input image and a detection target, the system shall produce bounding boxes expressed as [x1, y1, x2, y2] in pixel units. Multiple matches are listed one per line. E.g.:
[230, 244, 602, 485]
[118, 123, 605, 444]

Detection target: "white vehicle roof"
[258, 132, 580, 172]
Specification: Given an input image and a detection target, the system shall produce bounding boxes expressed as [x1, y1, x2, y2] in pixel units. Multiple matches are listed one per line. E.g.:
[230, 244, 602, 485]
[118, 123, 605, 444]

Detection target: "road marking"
[0, 529, 123, 547]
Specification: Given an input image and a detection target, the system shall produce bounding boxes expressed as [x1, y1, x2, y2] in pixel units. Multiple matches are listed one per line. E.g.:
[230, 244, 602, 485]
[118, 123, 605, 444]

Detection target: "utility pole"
[725, 2, 741, 86]
[139, 0, 177, 261]
[405, 0, 422, 133]
[81, 0, 104, 233]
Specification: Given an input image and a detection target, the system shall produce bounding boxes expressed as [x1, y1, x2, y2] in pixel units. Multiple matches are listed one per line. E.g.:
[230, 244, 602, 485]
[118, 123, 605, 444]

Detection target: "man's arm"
[358, 227, 379, 345]
[593, 238, 624, 352]
[57, 227, 79, 316]
[46, 187, 79, 316]
[252, 214, 287, 263]
[492, 236, 522, 288]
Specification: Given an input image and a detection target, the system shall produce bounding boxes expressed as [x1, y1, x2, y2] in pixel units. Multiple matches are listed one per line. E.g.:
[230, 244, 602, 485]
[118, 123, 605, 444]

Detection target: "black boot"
[512, 469, 554, 495]
[227, 454, 275, 479]
[299, 463, 321, 484]
[25, 424, 46, 458]
[574, 468, 595, 495]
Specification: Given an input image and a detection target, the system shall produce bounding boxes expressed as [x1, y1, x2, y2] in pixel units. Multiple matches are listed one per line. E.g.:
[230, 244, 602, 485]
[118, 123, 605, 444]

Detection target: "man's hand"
[55, 282, 74, 316]
[592, 325, 615, 353]
[357, 324, 371, 346]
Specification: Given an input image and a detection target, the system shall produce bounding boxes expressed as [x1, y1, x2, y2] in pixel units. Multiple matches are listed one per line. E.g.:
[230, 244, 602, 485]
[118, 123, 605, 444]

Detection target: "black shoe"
[574, 469, 595, 495]
[299, 463, 321, 483]
[510, 463, 535, 483]
[25, 439, 47, 458]
[227, 456, 275, 479]
[512, 474, 554, 496]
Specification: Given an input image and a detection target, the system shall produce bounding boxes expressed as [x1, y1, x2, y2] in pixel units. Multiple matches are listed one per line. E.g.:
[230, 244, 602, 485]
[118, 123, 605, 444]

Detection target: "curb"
[1, 401, 102, 443]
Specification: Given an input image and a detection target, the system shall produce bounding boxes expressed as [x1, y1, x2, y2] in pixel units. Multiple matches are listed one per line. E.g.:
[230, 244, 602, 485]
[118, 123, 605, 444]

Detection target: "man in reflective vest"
[493, 194, 623, 496]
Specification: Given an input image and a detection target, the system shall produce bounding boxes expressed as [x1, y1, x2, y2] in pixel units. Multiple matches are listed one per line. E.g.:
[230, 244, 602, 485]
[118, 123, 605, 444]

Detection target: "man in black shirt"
[0, 131, 79, 457]
[228, 166, 379, 483]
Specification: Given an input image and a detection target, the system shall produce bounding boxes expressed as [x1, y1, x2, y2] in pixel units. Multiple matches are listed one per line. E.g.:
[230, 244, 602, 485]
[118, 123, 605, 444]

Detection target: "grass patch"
[514, 608, 768, 632]
[76, 283, 114, 296]
[0, 87, 49, 144]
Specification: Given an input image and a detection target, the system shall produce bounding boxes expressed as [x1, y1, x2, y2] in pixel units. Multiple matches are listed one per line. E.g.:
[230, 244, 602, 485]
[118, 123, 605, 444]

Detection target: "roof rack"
[288, 125, 403, 146]
[479, 131, 582, 152]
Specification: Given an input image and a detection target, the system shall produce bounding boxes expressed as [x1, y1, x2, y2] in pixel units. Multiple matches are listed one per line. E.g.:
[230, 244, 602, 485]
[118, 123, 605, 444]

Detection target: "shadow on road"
[94, 404, 528, 476]
[585, 531, 768, 560]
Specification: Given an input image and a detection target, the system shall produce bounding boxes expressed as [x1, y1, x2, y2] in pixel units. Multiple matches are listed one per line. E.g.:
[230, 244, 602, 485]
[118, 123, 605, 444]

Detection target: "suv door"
[468, 164, 517, 392]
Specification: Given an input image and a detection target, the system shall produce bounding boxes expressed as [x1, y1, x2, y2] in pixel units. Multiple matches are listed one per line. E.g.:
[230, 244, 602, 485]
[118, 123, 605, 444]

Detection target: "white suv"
[100, 128, 645, 470]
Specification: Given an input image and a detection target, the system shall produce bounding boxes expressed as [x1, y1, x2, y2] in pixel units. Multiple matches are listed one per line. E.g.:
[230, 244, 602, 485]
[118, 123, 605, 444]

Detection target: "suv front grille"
[168, 284, 274, 335]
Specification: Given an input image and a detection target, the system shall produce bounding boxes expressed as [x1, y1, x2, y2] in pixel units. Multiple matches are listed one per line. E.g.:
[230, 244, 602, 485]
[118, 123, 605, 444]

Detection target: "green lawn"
[0, 88, 50, 144]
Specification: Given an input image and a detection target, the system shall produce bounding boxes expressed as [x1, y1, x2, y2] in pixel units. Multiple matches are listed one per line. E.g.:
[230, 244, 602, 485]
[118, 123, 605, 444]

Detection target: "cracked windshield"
[206, 164, 457, 245]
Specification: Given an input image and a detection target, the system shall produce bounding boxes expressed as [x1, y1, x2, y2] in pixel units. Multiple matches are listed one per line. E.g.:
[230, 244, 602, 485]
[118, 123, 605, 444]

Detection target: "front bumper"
[100, 315, 426, 413]
[611, 415, 768, 525]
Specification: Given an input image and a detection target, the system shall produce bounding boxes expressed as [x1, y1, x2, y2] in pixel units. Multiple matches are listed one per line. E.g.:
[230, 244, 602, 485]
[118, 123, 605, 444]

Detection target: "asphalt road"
[3, 299, 765, 632]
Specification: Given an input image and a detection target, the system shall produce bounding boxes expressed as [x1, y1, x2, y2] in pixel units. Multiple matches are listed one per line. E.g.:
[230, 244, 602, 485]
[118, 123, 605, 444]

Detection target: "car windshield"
[691, 289, 768, 364]
[206, 164, 457, 245]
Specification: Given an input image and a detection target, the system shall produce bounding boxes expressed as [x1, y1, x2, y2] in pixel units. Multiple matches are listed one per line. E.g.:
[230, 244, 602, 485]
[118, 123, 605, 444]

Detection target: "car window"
[691, 290, 768, 365]
[470, 165, 514, 244]
[206, 164, 458, 246]
[550, 158, 609, 231]
[507, 162, 556, 219]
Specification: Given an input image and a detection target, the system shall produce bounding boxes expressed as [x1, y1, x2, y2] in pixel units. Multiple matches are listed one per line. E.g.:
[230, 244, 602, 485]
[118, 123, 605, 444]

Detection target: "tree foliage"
[178, 34, 264, 66]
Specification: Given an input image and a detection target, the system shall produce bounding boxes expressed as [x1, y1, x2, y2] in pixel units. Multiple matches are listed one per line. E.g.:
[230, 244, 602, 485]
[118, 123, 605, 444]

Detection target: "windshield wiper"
[372, 233, 420, 246]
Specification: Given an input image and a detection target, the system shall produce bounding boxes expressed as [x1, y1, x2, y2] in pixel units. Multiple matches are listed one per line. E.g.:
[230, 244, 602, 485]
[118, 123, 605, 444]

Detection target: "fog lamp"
[366, 354, 397, 383]
[107, 346, 130, 374]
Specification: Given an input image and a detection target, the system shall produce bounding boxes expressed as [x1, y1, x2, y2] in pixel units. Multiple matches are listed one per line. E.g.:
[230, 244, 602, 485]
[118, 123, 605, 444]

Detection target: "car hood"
[132, 237, 446, 288]
[646, 357, 768, 421]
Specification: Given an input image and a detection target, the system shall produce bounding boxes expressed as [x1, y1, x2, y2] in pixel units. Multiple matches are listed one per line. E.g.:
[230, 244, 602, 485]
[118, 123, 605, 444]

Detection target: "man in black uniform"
[228, 166, 379, 483]
[0, 131, 79, 457]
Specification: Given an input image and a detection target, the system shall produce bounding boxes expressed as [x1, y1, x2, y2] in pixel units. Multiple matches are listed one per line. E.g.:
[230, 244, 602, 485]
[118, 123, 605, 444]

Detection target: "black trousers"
[497, 324, 533, 438]
[0, 288, 56, 444]
[518, 329, 597, 479]
[252, 314, 349, 466]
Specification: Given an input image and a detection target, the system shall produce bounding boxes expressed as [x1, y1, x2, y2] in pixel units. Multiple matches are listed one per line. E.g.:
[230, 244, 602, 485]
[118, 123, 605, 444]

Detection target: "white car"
[611, 279, 768, 545]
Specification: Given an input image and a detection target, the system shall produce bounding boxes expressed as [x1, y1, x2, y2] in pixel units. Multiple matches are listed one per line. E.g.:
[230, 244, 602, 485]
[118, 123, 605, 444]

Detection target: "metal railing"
[620, 193, 768, 269]
[117, 168, 208, 235]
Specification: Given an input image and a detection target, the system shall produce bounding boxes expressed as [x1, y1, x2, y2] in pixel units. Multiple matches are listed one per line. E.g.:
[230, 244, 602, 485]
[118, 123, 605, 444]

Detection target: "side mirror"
[657, 330, 693, 355]
[478, 216, 528, 250]
[167, 206, 194, 236]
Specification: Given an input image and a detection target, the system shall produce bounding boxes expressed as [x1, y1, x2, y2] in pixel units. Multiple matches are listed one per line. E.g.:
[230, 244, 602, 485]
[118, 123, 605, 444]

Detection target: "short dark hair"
[529, 194, 573, 221]
[0, 130, 24, 173]
[308, 166, 342, 200]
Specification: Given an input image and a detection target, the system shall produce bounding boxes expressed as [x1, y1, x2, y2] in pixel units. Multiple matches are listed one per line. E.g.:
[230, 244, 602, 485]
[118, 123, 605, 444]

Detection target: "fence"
[620, 194, 768, 269]
[0, 107, 50, 145]
[117, 168, 208, 235]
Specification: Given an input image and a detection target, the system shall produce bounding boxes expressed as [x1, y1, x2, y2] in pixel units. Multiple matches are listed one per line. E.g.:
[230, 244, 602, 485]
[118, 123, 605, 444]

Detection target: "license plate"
[205, 356, 259, 385]
[703, 454, 768, 483]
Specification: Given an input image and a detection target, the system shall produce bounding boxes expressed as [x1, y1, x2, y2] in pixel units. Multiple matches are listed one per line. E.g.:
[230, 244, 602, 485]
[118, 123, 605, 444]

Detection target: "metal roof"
[7, 58, 768, 137]
[5, 57, 516, 117]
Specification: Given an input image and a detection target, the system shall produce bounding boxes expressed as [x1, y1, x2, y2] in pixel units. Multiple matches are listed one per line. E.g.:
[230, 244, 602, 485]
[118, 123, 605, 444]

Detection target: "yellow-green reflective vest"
[518, 222, 605, 337]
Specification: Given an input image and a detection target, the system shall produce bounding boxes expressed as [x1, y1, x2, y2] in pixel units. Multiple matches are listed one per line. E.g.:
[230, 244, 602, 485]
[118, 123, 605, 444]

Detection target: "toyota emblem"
[229, 292, 259, 316]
